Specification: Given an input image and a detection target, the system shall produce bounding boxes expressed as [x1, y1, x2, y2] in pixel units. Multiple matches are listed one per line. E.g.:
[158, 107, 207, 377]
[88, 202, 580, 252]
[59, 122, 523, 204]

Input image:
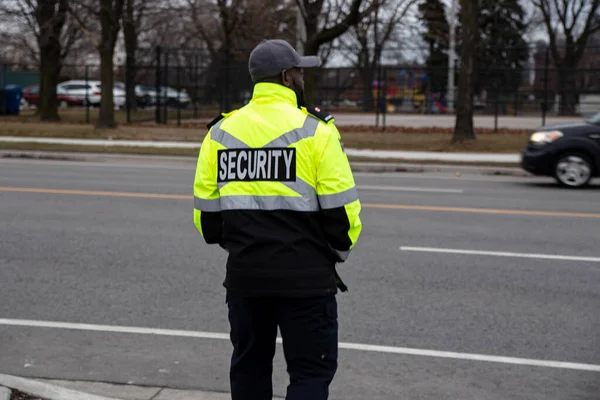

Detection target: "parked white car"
[58, 80, 126, 109]
[106, 82, 191, 109]
[57, 80, 101, 106]
[112, 85, 126, 109]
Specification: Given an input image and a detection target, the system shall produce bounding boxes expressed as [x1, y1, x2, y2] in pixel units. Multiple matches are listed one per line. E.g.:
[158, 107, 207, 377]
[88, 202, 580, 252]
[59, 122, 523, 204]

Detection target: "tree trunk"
[96, 0, 125, 129]
[361, 67, 375, 112]
[38, 39, 61, 121]
[557, 65, 578, 115]
[303, 39, 320, 106]
[36, 0, 67, 121]
[123, 0, 137, 113]
[97, 45, 116, 129]
[453, 0, 479, 143]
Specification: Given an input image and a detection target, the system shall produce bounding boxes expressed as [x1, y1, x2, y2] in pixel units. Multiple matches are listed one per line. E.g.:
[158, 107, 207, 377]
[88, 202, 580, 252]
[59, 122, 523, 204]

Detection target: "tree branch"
[70, 0, 100, 17]
[571, 0, 586, 31]
[313, 0, 373, 47]
[573, 0, 600, 60]
[532, 0, 563, 66]
[67, 2, 101, 49]
[18, 0, 39, 40]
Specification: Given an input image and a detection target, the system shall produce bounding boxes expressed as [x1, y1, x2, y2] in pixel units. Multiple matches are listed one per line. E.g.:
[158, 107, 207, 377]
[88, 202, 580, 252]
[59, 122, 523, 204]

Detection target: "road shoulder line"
[1, 319, 599, 372]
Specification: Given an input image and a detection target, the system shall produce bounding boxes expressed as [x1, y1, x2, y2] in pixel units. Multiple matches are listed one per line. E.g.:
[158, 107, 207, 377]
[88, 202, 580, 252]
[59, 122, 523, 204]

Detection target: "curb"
[0, 150, 529, 177]
[0, 386, 11, 400]
[0, 375, 282, 400]
[0, 374, 120, 400]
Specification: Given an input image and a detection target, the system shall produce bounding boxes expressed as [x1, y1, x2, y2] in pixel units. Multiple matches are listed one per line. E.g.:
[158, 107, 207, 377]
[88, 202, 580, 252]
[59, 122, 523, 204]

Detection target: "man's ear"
[282, 70, 292, 88]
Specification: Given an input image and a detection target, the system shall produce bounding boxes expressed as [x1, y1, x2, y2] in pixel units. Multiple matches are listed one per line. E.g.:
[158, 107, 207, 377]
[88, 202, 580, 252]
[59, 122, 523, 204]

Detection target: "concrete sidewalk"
[0, 136, 521, 164]
[172, 113, 582, 129]
[0, 374, 265, 400]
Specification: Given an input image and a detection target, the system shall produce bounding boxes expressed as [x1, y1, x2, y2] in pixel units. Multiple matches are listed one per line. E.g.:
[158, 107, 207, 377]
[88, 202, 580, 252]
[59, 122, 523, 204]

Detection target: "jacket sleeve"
[193, 131, 223, 245]
[315, 124, 362, 262]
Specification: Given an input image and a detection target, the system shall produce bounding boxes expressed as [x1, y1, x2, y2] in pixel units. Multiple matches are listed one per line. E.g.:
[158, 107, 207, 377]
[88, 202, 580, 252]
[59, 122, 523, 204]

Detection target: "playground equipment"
[371, 69, 447, 113]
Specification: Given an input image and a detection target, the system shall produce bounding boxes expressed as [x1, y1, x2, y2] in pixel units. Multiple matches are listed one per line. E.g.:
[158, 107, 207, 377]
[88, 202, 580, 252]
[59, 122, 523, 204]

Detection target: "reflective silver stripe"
[194, 196, 221, 212]
[218, 178, 319, 211]
[318, 186, 359, 209]
[219, 176, 317, 199]
[220, 195, 319, 212]
[210, 121, 249, 149]
[210, 115, 319, 150]
[263, 116, 319, 148]
[282, 177, 318, 209]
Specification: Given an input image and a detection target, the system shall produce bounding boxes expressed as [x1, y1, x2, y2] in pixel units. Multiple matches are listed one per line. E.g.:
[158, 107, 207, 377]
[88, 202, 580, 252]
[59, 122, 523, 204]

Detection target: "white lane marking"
[0, 318, 229, 340]
[358, 185, 463, 194]
[400, 246, 600, 263]
[0, 318, 599, 372]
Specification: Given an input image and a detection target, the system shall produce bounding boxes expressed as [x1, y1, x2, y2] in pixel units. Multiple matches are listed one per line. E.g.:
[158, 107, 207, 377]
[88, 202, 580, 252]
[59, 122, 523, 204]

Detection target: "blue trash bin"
[4, 85, 23, 115]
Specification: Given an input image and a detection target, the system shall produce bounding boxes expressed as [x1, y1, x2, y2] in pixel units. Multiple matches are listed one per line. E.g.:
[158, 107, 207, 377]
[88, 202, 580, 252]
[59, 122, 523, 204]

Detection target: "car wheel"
[59, 100, 68, 109]
[554, 153, 593, 188]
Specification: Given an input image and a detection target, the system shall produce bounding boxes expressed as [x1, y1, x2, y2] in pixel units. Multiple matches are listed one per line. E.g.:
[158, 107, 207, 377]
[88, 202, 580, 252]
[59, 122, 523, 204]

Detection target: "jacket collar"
[251, 82, 298, 106]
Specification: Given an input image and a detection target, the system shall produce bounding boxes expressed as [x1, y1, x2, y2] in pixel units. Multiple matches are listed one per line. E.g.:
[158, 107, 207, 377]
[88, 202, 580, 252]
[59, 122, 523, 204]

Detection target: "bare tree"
[453, 0, 479, 142]
[297, 0, 379, 55]
[187, 0, 296, 109]
[532, 0, 600, 115]
[297, 0, 381, 102]
[70, 0, 126, 128]
[0, 0, 84, 120]
[340, 0, 418, 111]
[0, 1, 40, 66]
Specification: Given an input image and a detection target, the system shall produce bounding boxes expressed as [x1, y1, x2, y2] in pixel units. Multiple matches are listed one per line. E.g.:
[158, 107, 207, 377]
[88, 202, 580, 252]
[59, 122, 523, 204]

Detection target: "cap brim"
[296, 56, 321, 68]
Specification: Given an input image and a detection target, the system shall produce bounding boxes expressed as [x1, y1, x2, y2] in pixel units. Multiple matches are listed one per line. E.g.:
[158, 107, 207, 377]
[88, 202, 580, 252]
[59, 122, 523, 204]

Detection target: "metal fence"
[3, 46, 600, 129]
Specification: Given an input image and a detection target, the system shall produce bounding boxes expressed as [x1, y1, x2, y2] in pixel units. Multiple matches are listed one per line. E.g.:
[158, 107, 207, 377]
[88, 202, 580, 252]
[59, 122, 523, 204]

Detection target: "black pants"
[226, 291, 338, 400]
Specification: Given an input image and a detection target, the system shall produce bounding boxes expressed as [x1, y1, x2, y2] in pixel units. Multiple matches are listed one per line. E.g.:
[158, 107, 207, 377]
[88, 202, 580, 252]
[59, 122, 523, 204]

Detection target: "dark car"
[521, 113, 600, 188]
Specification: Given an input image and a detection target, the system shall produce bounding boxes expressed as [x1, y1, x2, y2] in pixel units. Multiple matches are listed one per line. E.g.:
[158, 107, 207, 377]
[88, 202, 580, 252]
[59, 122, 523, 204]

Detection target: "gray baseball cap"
[248, 39, 321, 83]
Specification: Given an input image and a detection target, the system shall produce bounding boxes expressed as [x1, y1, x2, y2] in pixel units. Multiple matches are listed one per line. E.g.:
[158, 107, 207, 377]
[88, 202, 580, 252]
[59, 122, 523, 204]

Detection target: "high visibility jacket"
[193, 82, 362, 297]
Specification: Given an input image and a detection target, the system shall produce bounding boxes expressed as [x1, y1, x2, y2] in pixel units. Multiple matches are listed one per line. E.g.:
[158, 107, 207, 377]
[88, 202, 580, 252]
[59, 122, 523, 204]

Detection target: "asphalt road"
[1, 156, 599, 400]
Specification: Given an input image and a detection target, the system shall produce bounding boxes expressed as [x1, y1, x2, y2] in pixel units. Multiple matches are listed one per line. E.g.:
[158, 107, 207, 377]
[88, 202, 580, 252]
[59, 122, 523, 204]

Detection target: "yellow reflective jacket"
[193, 82, 362, 296]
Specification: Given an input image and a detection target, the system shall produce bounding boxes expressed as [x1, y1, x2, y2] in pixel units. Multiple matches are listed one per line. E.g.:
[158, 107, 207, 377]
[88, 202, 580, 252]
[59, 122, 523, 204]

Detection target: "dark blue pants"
[226, 292, 338, 400]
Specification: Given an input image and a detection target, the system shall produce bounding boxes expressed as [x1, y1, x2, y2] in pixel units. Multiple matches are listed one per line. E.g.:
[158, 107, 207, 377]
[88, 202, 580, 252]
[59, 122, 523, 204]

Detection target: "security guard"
[193, 39, 362, 400]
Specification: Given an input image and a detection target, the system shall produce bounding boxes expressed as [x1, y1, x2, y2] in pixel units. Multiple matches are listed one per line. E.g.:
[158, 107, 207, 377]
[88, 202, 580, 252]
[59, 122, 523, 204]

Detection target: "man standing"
[193, 39, 362, 400]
